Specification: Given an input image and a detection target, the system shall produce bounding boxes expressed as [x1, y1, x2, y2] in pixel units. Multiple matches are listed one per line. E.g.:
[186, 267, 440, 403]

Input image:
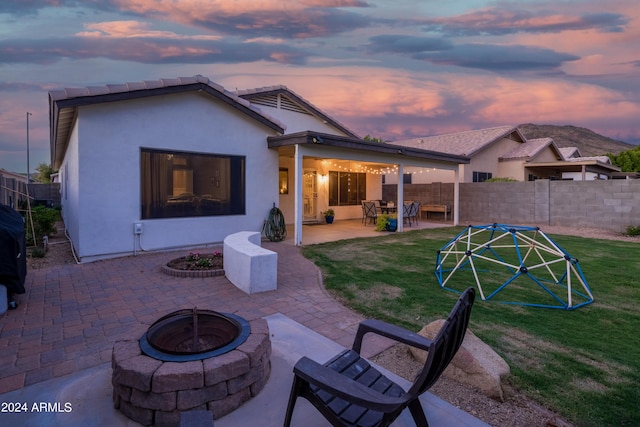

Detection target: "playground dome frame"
[435, 224, 594, 310]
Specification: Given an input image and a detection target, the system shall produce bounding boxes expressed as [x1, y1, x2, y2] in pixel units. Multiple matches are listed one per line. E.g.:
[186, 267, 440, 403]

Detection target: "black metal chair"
[284, 287, 476, 427]
[402, 202, 412, 226]
[362, 201, 378, 225]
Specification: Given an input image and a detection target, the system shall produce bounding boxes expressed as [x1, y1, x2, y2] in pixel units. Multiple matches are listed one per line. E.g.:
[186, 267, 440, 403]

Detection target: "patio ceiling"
[268, 131, 470, 170]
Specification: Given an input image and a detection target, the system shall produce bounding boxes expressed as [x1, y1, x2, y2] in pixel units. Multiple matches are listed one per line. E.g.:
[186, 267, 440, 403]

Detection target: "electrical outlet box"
[134, 223, 143, 235]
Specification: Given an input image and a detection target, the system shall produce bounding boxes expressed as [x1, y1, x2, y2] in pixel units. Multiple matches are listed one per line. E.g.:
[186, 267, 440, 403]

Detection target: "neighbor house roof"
[500, 137, 563, 161]
[235, 86, 360, 139]
[391, 125, 527, 157]
[558, 147, 582, 160]
[49, 75, 286, 169]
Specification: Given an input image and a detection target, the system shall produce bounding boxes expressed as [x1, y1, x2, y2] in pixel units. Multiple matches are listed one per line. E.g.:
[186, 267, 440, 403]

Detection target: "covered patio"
[269, 131, 469, 246]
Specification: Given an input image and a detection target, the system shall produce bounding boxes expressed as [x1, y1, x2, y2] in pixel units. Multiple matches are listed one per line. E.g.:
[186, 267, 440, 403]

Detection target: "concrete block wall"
[385, 180, 640, 232]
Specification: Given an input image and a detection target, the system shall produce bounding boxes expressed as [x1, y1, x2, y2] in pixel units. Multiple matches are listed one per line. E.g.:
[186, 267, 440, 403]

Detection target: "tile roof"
[558, 147, 581, 160]
[565, 155, 613, 164]
[501, 137, 556, 160]
[391, 125, 524, 157]
[49, 76, 291, 169]
[49, 75, 286, 132]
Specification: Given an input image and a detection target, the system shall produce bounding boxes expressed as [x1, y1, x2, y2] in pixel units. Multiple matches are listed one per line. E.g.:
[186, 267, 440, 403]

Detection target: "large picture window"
[328, 171, 366, 206]
[141, 149, 245, 219]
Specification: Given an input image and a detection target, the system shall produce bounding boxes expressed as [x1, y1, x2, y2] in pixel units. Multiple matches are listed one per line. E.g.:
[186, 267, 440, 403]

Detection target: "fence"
[383, 179, 640, 232]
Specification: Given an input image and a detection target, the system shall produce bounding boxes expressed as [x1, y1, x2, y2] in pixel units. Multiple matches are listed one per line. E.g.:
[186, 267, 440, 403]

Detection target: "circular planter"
[161, 254, 224, 278]
[325, 215, 335, 224]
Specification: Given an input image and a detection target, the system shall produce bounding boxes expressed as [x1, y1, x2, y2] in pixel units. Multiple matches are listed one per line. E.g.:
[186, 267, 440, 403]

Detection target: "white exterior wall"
[59, 121, 81, 254]
[278, 157, 383, 223]
[66, 92, 279, 262]
[256, 105, 350, 136]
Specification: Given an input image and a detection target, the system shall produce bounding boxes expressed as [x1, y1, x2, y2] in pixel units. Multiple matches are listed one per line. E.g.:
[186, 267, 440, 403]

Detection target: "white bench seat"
[223, 232, 277, 294]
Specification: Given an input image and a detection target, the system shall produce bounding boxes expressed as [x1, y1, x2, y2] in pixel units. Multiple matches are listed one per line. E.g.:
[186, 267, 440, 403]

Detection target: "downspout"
[453, 166, 460, 226]
[397, 163, 404, 233]
[294, 144, 303, 246]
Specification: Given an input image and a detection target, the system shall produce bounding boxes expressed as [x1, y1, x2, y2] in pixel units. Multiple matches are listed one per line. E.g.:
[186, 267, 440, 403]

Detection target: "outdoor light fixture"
[312, 136, 323, 144]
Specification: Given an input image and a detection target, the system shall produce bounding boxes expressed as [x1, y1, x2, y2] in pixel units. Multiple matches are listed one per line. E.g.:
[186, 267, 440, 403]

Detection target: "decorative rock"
[409, 319, 510, 401]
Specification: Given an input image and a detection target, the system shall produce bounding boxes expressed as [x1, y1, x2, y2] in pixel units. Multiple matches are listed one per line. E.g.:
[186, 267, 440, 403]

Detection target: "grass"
[302, 227, 640, 427]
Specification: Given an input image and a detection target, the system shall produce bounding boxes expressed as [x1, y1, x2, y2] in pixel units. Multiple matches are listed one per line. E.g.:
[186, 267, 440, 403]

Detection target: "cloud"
[0, 35, 310, 65]
[364, 34, 453, 54]
[416, 43, 580, 72]
[109, 0, 372, 39]
[420, 8, 628, 37]
[77, 21, 220, 40]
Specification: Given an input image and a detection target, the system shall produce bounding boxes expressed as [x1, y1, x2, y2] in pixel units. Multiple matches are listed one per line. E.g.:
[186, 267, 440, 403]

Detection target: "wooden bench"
[420, 204, 451, 221]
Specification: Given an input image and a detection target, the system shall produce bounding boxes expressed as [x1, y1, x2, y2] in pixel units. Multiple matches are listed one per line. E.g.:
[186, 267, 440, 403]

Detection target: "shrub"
[26, 205, 59, 245]
[30, 247, 46, 258]
[625, 225, 640, 236]
[485, 177, 518, 182]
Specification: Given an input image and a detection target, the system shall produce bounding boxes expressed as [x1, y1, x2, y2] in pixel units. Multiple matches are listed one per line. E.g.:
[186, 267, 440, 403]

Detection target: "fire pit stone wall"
[112, 317, 271, 426]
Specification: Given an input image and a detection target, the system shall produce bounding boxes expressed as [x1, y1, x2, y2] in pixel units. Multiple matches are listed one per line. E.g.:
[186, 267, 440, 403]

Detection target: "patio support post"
[453, 167, 460, 226]
[397, 163, 404, 233]
[294, 144, 303, 246]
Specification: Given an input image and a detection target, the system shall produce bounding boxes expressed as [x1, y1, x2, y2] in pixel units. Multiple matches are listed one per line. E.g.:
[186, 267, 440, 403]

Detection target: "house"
[0, 169, 28, 209]
[386, 126, 620, 184]
[49, 76, 468, 262]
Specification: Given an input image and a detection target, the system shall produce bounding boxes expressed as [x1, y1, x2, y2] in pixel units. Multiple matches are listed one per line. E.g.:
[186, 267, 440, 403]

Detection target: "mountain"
[517, 123, 634, 157]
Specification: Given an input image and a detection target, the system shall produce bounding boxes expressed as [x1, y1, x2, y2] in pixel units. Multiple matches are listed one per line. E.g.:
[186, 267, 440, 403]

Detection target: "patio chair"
[283, 287, 476, 427]
[402, 202, 412, 226]
[362, 201, 378, 225]
[409, 201, 421, 225]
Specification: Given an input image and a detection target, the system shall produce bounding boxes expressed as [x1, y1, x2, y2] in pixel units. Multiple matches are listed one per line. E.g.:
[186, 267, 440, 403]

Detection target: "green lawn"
[302, 227, 640, 427]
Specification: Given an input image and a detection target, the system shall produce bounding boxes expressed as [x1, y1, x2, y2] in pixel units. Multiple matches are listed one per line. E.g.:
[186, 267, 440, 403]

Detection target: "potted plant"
[376, 213, 397, 232]
[323, 208, 335, 224]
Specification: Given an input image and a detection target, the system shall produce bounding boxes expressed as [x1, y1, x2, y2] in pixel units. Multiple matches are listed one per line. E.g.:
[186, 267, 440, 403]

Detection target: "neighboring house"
[49, 75, 468, 261]
[0, 169, 28, 209]
[387, 125, 619, 184]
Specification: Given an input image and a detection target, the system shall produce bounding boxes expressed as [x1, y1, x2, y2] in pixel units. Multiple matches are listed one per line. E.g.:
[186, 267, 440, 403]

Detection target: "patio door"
[303, 169, 317, 222]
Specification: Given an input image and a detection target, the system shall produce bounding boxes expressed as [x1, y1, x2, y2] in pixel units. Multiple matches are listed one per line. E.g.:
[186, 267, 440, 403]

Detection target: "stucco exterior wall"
[256, 105, 350, 136]
[64, 92, 280, 262]
[278, 157, 384, 224]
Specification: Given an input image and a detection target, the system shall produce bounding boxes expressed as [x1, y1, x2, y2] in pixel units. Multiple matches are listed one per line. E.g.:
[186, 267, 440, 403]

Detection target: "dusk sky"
[1, 0, 639, 174]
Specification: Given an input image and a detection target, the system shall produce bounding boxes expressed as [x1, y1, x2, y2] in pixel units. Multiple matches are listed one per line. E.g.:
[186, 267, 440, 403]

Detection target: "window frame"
[140, 148, 246, 220]
[328, 171, 367, 206]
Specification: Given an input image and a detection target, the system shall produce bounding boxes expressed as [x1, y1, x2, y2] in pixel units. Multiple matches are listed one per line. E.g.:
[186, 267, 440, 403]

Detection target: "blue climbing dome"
[435, 224, 593, 310]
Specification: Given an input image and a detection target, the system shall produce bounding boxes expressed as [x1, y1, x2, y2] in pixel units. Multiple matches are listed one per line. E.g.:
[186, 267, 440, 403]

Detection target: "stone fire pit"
[111, 314, 271, 426]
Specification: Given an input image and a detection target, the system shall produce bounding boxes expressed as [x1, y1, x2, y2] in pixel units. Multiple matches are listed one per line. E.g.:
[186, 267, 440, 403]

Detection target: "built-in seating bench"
[223, 231, 277, 294]
[420, 204, 451, 222]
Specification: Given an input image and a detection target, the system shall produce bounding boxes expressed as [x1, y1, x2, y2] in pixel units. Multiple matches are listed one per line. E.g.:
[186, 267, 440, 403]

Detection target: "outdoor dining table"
[380, 206, 397, 214]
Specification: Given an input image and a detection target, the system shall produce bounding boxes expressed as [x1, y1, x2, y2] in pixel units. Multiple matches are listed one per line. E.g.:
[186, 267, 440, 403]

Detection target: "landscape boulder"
[409, 319, 510, 401]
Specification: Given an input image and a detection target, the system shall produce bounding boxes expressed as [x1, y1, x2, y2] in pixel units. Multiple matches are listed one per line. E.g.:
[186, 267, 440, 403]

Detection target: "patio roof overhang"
[526, 160, 621, 178]
[267, 131, 470, 169]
